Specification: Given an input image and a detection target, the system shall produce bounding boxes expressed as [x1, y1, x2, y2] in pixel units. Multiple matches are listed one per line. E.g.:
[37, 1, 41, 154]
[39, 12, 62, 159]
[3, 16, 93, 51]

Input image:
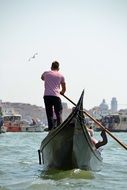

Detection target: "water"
[0, 132, 127, 190]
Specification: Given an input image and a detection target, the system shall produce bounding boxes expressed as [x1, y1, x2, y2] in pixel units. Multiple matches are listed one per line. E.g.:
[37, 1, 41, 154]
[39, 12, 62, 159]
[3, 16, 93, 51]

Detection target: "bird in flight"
[28, 53, 38, 61]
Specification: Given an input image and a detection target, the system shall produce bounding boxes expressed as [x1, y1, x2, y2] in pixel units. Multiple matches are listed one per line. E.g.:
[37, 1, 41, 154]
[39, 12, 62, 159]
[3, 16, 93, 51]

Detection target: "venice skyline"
[1, 0, 127, 110]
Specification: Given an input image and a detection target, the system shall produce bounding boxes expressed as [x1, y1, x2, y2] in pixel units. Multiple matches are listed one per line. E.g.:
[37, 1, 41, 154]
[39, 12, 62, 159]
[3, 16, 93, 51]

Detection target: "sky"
[0, 0, 127, 110]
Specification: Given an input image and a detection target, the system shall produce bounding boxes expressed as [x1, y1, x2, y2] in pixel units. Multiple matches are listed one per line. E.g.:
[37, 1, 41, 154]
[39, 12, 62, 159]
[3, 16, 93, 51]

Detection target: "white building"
[111, 97, 117, 113]
[99, 99, 109, 116]
[90, 99, 110, 119]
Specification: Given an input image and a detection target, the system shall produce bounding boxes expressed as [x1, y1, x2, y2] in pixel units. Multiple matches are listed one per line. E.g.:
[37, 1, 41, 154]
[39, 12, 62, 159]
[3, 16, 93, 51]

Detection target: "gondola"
[38, 90, 103, 171]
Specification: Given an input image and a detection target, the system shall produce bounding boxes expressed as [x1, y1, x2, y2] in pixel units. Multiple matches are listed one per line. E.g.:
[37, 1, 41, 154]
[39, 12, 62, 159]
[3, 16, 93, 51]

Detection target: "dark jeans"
[44, 96, 63, 130]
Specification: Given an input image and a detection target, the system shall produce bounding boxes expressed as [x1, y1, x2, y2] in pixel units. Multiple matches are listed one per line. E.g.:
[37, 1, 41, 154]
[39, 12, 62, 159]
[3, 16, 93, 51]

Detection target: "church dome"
[99, 99, 108, 110]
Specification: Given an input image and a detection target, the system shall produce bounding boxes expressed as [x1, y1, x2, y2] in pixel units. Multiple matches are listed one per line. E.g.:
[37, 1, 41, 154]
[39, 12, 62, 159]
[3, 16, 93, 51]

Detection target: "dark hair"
[51, 61, 59, 70]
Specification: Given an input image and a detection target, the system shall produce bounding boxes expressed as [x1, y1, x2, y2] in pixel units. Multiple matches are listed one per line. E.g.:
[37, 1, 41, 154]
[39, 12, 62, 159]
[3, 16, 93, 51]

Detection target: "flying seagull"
[28, 53, 38, 61]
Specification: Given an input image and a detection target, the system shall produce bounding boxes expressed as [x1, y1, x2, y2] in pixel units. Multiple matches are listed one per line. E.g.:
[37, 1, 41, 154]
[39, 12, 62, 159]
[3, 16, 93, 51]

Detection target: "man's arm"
[60, 82, 66, 95]
[95, 130, 108, 149]
[41, 74, 44, 81]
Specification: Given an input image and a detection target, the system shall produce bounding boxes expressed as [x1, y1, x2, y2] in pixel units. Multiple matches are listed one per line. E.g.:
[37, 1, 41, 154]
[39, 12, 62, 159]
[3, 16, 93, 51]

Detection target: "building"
[99, 99, 109, 116]
[111, 97, 117, 113]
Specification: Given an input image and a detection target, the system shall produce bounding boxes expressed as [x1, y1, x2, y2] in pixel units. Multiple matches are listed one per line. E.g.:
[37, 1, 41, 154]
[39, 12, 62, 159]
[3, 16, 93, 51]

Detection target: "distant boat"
[38, 91, 102, 171]
[95, 113, 127, 132]
[2, 110, 45, 132]
[21, 121, 45, 132]
[2, 112, 23, 132]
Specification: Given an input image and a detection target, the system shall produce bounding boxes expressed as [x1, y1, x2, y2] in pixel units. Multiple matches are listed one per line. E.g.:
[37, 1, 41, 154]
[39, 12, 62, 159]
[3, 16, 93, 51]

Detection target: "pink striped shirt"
[42, 70, 65, 97]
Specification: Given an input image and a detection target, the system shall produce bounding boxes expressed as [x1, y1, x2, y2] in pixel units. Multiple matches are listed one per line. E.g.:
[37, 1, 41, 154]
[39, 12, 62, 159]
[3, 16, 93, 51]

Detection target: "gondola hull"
[39, 91, 102, 171]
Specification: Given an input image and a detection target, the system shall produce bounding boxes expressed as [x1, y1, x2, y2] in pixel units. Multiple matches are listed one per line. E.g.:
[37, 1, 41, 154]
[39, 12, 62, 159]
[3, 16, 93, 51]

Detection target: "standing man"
[41, 61, 66, 131]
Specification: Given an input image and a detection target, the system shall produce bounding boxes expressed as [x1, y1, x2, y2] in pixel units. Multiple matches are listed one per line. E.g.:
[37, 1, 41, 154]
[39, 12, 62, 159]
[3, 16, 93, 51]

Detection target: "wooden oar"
[62, 94, 127, 150]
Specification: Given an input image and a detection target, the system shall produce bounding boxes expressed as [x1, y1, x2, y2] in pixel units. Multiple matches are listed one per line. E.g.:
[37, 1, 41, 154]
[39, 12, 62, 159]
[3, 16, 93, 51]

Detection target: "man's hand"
[60, 91, 64, 95]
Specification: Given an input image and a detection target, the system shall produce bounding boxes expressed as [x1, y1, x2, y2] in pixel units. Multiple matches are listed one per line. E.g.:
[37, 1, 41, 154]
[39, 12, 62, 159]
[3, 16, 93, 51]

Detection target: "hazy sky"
[1, 0, 127, 110]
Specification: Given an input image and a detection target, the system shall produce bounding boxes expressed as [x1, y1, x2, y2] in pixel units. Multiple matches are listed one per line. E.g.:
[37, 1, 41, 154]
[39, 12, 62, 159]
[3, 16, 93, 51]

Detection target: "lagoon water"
[0, 132, 127, 190]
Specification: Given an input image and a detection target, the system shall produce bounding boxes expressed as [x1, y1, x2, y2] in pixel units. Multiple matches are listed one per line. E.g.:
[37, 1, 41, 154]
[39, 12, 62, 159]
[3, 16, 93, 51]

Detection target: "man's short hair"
[51, 61, 59, 70]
